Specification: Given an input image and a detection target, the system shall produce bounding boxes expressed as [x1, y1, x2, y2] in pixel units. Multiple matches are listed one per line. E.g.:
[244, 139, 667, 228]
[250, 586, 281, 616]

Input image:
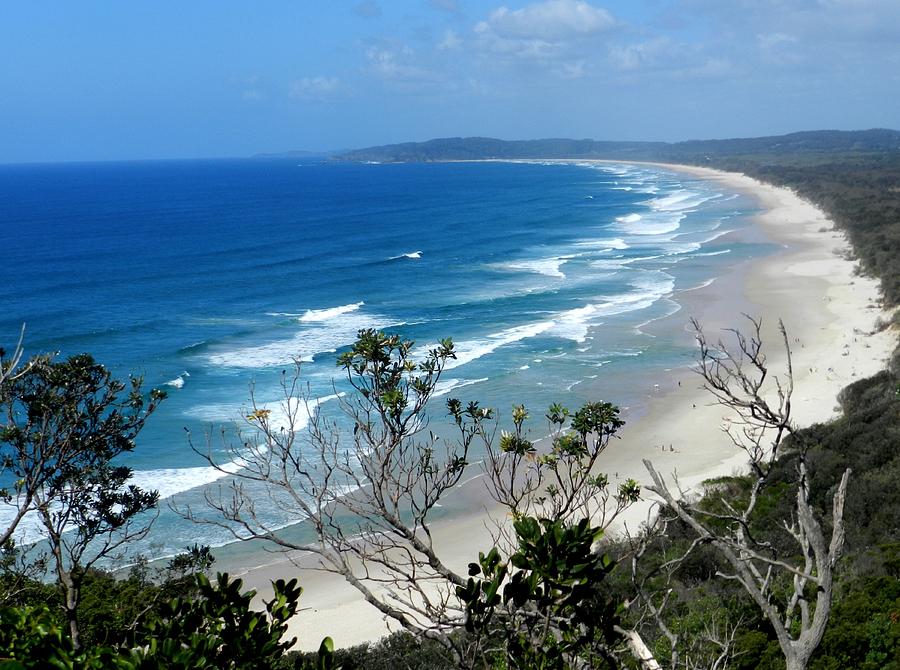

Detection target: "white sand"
[227, 163, 896, 651]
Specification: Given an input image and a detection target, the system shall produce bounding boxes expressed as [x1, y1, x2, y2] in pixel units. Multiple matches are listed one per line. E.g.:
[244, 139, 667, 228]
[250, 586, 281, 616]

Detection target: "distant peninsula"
[332, 128, 900, 163]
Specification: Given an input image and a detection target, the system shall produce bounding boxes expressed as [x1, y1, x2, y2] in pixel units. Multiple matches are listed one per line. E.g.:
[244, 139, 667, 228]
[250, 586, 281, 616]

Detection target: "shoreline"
[219, 161, 897, 650]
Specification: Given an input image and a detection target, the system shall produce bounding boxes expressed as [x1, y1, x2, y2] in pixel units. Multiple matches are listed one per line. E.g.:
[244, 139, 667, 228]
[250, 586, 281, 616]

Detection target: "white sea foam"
[442, 321, 555, 371]
[617, 212, 686, 236]
[549, 304, 600, 343]
[254, 392, 344, 433]
[190, 392, 342, 429]
[680, 277, 718, 292]
[0, 505, 44, 545]
[645, 190, 722, 212]
[698, 228, 735, 244]
[139, 393, 346, 505]
[588, 255, 663, 271]
[634, 299, 683, 335]
[591, 272, 676, 319]
[207, 305, 398, 369]
[0, 440, 266, 545]
[574, 237, 629, 250]
[129, 458, 250, 502]
[299, 302, 364, 322]
[500, 257, 568, 279]
[693, 249, 731, 258]
[433, 377, 489, 398]
[664, 229, 735, 258]
[390, 251, 422, 260]
[452, 270, 676, 355]
[165, 372, 189, 389]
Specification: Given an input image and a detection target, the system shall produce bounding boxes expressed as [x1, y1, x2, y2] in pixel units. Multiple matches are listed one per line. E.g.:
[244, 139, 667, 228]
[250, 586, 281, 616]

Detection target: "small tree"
[635, 317, 850, 670]
[459, 515, 621, 669]
[0, 572, 337, 670]
[180, 329, 639, 668]
[0, 353, 165, 648]
[128, 572, 306, 669]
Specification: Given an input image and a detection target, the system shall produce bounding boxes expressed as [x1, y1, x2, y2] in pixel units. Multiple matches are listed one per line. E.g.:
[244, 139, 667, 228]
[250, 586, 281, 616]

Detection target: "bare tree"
[178, 329, 639, 667]
[0, 325, 29, 389]
[636, 317, 849, 670]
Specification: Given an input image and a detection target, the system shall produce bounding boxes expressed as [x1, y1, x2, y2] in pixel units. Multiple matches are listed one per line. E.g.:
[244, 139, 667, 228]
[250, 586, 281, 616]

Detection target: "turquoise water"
[0, 158, 766, 557]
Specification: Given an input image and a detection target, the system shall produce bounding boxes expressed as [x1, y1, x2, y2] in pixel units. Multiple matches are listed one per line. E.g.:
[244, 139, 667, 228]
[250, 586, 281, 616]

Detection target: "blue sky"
[2, 0, 898, 162]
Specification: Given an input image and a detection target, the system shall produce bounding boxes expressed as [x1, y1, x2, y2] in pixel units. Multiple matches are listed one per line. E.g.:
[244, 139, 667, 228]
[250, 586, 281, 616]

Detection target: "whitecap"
[389, 251, 422, 260]
[207, 306, 399, 369]
[438, 321, 555, 371]
[588, 255, 662, 271]
[161, 393, 345, 501]
[573, 237, 630, 250]
[253, 392, 345, 433]
[299, 302, 364, 322]
[165, 375, 186, 389]
[617, 211, 686, 236]
[644, 190, 722, 212]
[549, 304, 601, 343]
[0, 506, 45, 546]
[498, 257, 568, 279]
[433, 378, 489, 398]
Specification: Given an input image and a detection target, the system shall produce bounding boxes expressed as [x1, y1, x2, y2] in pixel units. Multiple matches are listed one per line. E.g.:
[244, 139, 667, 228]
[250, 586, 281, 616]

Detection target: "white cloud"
[438, 29, 462, 51]
[608, 37, 676, 72]
[608, 38, 732, 79]
[289, 76, 341, 101]
[472, 0, 615, 66]
[477, 0, 614, 41]
[366, 46, 441, 84]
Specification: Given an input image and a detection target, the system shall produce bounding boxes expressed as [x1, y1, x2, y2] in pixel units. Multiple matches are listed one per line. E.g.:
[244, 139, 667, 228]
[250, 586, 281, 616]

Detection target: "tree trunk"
[61, 571, 81, 650]
[615, 626, 662, 670]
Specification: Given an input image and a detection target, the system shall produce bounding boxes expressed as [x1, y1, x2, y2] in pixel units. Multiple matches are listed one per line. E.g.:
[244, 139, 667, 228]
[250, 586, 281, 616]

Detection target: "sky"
[1, 0, 899, 163]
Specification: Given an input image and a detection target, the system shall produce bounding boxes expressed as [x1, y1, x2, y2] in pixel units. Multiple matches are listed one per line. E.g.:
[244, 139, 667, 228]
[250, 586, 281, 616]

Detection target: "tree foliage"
[459, 515, 620, 669]
[0, 353, 165, 648]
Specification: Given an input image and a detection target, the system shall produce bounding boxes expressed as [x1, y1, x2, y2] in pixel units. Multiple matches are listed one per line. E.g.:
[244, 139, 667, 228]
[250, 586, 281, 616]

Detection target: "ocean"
[0, 158, 769, 558]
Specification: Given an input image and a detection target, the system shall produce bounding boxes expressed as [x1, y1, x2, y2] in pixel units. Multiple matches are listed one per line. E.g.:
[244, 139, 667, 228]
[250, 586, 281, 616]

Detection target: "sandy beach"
[219, 162, 897, 651]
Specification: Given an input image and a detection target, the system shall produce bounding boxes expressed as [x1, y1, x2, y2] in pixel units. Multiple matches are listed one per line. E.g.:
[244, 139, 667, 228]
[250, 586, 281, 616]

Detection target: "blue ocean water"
[0, 158, 767, 557]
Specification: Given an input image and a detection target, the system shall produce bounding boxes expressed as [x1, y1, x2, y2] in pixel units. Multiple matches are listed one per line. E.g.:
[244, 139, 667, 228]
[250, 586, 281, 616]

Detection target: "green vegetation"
[0, 569, 328, 669]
